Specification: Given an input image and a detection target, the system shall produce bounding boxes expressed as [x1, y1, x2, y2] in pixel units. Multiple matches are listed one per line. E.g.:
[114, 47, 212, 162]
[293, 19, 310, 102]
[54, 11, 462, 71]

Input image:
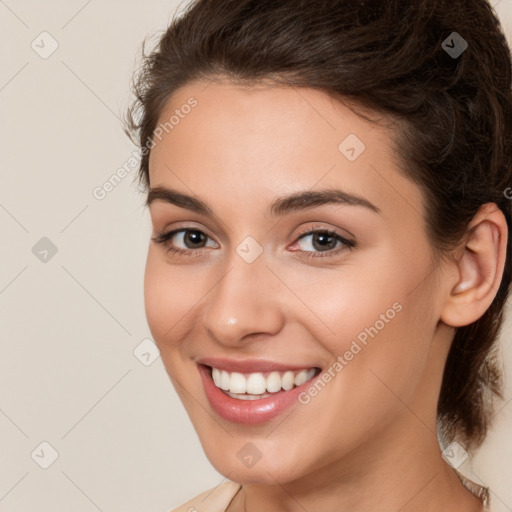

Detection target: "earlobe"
[441, 203, 507, 328]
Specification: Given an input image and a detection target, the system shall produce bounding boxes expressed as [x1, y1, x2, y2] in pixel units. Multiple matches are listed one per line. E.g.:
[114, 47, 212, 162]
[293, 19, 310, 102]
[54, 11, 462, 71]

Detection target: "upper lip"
[197, 357, 318, 373]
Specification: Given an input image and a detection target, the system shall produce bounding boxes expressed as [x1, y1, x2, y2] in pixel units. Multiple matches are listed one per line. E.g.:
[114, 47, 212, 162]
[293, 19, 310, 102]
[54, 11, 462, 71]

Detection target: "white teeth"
[246, 373, 267, 395]
[282, 371, 295, 390]
[230, 372, 247, 394]
[210, 366, 317, 397]
[294, 369, 308, 386]
[226, 391, 272, 400]
[266, 371, 282, 393]
[212, 368, 221, 387]
[220, 370, 230, 391]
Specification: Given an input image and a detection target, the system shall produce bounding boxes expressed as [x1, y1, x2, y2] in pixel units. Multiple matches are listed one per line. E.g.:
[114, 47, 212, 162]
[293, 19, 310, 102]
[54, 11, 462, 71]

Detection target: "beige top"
[170, 468, 491, 512]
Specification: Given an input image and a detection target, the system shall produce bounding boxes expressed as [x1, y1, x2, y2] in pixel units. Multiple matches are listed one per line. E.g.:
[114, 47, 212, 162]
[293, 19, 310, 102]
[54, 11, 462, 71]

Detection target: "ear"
[440, 203, 508, 328]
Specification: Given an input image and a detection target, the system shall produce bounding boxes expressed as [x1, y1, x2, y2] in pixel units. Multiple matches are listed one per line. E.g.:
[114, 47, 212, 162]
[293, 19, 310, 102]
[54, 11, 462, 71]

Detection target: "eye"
[151, 228, 217, 256]
[151, 225, 356, 259]
[292, 228, 356, 259]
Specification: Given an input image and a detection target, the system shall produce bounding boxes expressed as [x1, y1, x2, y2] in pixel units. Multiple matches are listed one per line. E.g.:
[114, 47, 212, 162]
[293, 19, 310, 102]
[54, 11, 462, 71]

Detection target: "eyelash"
[151, 226, 356, 260]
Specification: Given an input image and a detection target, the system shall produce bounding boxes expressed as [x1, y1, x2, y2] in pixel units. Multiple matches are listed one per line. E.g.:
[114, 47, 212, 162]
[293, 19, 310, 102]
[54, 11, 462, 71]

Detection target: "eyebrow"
[146, 186, 381, 216]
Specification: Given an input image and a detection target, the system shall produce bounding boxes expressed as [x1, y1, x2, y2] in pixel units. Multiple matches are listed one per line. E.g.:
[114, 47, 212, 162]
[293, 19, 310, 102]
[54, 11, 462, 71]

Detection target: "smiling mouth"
[204, 365, 321, 400]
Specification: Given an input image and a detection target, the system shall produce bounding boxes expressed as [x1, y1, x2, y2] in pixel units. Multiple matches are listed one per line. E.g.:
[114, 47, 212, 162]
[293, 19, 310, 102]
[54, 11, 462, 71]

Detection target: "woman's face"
[145, 79, 452, 484]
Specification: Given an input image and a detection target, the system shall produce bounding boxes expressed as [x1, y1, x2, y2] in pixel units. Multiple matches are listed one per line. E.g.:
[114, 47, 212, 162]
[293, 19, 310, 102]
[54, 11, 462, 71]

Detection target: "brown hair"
[124, 0, 512, 451]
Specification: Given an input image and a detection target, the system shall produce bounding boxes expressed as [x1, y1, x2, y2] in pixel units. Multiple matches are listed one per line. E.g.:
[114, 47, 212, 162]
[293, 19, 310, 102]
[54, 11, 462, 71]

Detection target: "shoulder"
[170, 481, 242, 512]
[452, 468, 493, 511]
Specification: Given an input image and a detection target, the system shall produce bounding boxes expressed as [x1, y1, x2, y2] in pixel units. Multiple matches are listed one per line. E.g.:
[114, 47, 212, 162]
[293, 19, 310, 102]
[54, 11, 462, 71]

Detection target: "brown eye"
[295, 229, 355, 256]
[181, 229, 207, 248]
[151, 228, 217, 255]
[299, 231, 339, 251]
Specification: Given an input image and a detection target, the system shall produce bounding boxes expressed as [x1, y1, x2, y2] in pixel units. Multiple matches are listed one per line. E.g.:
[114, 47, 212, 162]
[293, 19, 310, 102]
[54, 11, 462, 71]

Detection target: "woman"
[124, 0, 512, 510]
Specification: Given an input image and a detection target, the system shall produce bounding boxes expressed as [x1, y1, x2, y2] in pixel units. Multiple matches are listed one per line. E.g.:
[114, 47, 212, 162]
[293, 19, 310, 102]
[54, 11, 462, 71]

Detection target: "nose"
[201, 251, 285, 347]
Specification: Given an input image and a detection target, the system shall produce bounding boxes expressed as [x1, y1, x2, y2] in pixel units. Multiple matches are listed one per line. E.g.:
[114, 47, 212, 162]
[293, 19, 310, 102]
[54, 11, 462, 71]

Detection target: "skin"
[144, 78, 507, 512]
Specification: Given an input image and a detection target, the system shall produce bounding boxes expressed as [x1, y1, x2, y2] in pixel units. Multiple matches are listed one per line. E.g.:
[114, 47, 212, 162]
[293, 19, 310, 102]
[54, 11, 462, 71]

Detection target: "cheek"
[282, 259, 407, 351]
[143, 249, 203, 347]
[291, 250, 434, 397]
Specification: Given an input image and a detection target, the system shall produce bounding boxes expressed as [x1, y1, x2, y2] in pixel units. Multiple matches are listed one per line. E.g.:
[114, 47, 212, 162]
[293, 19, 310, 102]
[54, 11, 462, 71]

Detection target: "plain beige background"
[0, 1, 511, 510]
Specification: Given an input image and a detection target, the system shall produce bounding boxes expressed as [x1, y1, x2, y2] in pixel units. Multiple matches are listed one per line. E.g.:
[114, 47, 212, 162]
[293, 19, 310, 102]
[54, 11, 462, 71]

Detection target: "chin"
[201, 442, 309, 485]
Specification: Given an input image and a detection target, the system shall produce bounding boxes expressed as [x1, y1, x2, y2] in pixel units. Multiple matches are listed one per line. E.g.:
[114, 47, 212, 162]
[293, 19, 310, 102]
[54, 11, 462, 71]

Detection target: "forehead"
[148, 79, 425, 225]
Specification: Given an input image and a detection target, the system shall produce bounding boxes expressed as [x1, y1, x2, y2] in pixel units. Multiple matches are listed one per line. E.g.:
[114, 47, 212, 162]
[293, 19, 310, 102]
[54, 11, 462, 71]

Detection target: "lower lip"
[198, 364, 317, 425]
